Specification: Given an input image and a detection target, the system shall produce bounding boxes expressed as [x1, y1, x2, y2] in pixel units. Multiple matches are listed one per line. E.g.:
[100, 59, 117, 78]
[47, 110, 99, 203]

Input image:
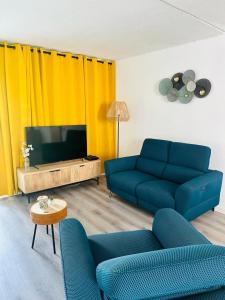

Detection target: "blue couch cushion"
[168, 142, 211, 171]
[110, 187, 138, 205]
[161, 141, 210, 184]
[137, 180, 178, 209]
[136, 139, 170, 177]
[89, 230, 162, 265]
[153, 208, 210, 249]
[109, 170, 156, 195]
[140, 138, 170, 161]
[136, 157, 166, 178]
[162, 165, 204, 184]
[183, 288, 225, 299]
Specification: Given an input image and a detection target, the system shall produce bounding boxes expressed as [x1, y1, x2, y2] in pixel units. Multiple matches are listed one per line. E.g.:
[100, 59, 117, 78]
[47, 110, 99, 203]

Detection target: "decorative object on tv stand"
[159, 70, 211, 104]
[107, 101, 129, 158]
[21, 142, 33, 170]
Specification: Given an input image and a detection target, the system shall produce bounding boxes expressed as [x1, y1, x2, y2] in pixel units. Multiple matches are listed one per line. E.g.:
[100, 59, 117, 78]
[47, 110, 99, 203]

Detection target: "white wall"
[116, 35, 225, 213]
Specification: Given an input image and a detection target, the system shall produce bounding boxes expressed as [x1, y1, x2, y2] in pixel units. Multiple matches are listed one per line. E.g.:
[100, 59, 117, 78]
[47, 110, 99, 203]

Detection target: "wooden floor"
[0, 177, 225, 300]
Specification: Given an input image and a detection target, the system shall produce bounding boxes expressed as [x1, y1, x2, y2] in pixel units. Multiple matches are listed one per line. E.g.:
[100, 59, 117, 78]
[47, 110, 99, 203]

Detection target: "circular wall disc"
[186, 80, 196, 92]
[159, 78, 173, 95]
[171, 73, 184, 90]
[194, 79, 211, 98]
[167, 88, 178, 102]
[182, 70, 195, 84]
[178, 86, 194, 104]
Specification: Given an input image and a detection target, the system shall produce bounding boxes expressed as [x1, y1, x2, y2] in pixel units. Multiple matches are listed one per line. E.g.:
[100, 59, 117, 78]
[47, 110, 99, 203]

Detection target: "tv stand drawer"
[21, 172, 59, 193]
[79, 161, 100, 181]
[17, 159, 101, 194]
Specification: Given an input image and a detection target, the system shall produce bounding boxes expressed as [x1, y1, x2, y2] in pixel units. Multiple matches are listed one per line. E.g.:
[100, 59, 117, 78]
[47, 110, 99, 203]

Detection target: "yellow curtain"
[0, 43, 115, 196]
[84, 57, 116, 170]
[0, 44, 31, 195]
[30, 51, 85, 126]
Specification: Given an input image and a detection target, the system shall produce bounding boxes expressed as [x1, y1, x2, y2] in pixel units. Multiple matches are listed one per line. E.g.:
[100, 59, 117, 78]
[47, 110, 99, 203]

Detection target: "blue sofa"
[60, 208, 225, 300]
[105, 139, 223, 220]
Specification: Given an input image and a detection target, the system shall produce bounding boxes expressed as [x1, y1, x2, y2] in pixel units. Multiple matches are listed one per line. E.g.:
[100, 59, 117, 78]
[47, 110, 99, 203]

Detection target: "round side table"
[30, 199, 67, 254]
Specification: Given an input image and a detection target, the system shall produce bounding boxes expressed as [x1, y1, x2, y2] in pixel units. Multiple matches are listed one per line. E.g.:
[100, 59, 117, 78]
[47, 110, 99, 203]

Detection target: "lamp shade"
[107, 101, 129, 121]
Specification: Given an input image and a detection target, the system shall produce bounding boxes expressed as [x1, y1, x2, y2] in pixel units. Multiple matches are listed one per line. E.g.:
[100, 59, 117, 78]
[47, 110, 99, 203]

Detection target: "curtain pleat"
[0, 43, 115, 196]
[84, 57, 116, 170]
[0, 44, 31, 194]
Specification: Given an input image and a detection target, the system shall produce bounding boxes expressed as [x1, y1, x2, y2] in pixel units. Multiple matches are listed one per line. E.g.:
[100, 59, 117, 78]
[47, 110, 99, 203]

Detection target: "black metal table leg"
[46, 225, 49, 234]
[28, 195, 31, 204]
[31, 224, 37, 249]
[51, 224, 56, 254]
[96, 177, 99, 185]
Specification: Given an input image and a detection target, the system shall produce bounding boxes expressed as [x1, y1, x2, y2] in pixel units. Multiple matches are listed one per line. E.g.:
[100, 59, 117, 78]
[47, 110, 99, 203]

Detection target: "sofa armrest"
[96, 244, 225, 300]
[59, 218, 101, 300]
[175, 170, 223, 215]
[104, 156, 139, 176]
[152, 208, 210, 248]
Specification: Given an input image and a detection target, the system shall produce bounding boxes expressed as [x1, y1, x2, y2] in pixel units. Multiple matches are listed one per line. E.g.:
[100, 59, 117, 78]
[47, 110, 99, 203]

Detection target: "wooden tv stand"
[17, 159, 101, 203]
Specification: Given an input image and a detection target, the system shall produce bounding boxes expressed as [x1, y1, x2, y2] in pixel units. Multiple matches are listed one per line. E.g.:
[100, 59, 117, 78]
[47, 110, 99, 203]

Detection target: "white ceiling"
[0, 0, 224, 59]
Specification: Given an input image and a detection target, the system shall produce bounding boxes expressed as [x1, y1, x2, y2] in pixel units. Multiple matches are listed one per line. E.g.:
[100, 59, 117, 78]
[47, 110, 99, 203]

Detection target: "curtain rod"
[0, 43, 112, 64]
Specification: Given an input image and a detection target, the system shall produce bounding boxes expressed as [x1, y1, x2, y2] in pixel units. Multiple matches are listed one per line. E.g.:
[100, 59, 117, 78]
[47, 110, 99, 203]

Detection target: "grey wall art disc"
[171, 73, 184, 90]
[167, 88, 178, 102]
[159, 78, 173, 95]
[182, 70, 195, 84]
[159, 70, 211, 103]
[178, 86, 194, 104]
[194, 79, 211, 98]
[186, 80, 196, 92]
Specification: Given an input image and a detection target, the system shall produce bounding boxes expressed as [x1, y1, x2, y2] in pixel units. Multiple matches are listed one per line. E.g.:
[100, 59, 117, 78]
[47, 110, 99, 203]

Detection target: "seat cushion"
[110, 186, 138, 204]
[136, 139, 170, 177]
[109, 170, 156, 196]
[137, 180, 178, 210]
[89, 230, 162, 265]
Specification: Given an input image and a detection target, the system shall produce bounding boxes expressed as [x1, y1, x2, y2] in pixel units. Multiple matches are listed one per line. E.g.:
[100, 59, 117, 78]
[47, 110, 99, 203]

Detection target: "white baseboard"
[215, 205, 225, 214]
[0, 195, 9, 199]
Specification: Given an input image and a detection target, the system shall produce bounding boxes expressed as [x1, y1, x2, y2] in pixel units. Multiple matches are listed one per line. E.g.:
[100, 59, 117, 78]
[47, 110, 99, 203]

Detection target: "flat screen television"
[26, 125, 87, 166]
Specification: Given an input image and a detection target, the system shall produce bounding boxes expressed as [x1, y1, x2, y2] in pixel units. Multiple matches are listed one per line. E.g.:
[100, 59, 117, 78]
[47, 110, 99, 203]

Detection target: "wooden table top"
[30, 199, 67, 225]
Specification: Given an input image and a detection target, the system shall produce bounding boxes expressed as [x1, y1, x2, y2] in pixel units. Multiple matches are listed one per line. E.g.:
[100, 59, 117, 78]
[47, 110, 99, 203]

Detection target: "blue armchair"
[60, 209, 225, 300]
[105, 139, 223, 220]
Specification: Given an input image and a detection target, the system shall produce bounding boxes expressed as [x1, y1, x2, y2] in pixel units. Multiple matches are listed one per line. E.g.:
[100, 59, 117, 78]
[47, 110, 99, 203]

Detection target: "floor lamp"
[107, 101, 129, 158]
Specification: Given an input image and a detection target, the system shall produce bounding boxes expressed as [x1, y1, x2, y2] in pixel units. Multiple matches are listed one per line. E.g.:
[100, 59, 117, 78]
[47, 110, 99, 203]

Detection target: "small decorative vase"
[24, 157, 30, 170]
[37, 195, 49, 212]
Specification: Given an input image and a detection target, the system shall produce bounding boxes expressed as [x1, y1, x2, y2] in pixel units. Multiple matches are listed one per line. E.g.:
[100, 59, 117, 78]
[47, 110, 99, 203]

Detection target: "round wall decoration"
[186, 80, 196, 92]
[171, 73, 184, 90]
[167, 88, 178, 102]
[182, 70, 195, 84]
[159, 70, 211, 104]
[194, 79, 211, 98]
[178, 86, 194, 104]
[159, 78, 173, 95]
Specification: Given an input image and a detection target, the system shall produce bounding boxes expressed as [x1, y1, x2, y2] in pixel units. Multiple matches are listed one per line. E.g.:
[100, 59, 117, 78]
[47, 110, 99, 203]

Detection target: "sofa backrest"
[136, 139, 170, 177]
[136, 138, 211, 183]
[162, 142, 211, 184]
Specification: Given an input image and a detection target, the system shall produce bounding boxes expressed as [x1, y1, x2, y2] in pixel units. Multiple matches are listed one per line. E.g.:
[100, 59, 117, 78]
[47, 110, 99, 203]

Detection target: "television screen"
[26, 125, 87, 166]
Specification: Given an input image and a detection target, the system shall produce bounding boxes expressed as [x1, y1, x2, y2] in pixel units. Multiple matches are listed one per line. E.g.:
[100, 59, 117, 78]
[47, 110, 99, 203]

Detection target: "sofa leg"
[212, 207, 215, 212]
[109, 191, 112, 199]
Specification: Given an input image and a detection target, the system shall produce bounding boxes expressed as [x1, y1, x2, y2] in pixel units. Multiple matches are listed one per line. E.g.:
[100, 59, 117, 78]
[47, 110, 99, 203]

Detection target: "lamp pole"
[117, 114, 120, 158]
